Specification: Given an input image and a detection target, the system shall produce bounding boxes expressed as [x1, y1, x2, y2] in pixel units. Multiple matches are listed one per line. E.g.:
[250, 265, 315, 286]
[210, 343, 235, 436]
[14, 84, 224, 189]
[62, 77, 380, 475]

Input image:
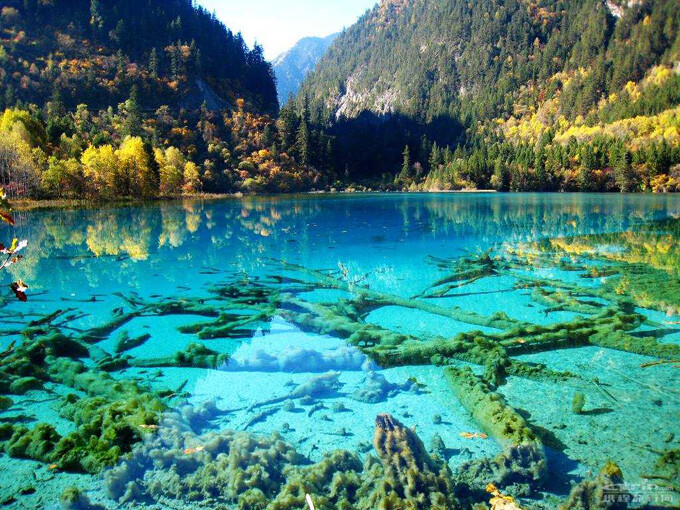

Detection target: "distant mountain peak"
[273, 33, 339, 104]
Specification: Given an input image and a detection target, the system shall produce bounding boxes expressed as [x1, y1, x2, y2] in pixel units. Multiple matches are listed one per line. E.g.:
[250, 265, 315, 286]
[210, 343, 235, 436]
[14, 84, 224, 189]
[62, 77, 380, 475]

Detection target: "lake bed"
[1, 193, 679, 508]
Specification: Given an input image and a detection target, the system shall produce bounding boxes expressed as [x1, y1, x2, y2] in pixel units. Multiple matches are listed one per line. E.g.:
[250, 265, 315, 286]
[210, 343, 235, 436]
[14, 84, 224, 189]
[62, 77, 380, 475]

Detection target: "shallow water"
[1, 193, 679, 508]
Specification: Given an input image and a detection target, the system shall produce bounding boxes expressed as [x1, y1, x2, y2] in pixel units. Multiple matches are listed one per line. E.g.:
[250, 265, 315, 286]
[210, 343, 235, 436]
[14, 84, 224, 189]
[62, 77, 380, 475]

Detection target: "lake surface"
[1, 193, 679, 508]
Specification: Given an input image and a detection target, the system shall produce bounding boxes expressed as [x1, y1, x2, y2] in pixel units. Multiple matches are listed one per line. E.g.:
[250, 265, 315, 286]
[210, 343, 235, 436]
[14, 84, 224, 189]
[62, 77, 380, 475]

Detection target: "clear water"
[1, 193, 679, 508]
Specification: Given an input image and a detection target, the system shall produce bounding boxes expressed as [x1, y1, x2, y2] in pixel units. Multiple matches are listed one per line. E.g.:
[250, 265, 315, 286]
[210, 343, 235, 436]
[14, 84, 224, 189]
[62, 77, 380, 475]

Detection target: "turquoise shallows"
[0, 193, 678, 508]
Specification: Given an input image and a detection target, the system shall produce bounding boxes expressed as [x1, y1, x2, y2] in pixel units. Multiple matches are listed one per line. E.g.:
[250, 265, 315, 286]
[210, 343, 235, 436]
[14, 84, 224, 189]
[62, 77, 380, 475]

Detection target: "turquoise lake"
[1, 193, 679, 508]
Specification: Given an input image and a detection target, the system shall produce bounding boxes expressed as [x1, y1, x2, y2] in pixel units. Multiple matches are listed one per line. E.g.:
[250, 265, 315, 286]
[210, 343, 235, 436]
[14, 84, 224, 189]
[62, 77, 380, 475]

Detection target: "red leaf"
[0, 212, 14, 226]
[10, 281, 28, 302]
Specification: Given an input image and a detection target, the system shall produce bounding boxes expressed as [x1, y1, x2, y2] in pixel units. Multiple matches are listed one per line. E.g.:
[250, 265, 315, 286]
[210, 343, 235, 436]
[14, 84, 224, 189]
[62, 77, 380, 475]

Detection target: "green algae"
[8, 376, 42, 394]
[456, 443, 548, 501]
[572, 392, 586, 414]
[129, 342, 229, 369]
[590, 328, 680, 359]
[2, 388, 164, 473]
[531, 287, 604, 315]
[57, 393, 163, 471]
[178, 311, 271, 339]
[5, 423, 61, 463]
[113, 331, 151, 354]
[2, 393, 163, 473]
[0, 396, 13, 411]
[0, 327, 167, 473]
[107, 412, 460, 510]
[60, 486, 97, 510]
[646, 448, 680, 493]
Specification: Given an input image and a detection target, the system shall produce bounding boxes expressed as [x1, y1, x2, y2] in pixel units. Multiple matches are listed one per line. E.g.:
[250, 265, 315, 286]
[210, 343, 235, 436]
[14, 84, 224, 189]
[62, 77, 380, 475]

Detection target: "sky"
[197, 0, 378, 60]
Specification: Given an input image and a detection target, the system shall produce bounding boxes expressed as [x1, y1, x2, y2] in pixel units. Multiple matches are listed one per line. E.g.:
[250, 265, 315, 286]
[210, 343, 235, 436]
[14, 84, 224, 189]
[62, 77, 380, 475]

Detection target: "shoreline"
[8, 190, 500, 211]
[11, 188, 677, 212]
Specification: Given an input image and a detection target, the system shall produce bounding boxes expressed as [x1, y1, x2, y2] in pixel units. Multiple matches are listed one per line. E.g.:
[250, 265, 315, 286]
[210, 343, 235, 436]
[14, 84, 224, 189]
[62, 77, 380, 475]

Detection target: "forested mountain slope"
[0, 0, 328, 198]
[0, 0, 278, 114]
[299, 0, 680, 191]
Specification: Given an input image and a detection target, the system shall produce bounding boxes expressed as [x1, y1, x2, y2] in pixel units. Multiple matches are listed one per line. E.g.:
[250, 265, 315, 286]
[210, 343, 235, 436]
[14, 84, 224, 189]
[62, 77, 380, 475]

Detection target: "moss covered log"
[444, 366, 540, 447]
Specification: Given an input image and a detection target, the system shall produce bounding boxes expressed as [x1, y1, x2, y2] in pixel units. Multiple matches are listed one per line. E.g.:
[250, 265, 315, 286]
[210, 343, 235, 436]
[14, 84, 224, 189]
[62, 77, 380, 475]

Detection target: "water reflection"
[2, 194, 678, 291]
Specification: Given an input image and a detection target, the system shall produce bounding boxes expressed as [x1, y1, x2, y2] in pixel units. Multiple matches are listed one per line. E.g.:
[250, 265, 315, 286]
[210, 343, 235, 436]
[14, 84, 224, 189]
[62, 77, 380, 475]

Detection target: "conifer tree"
[397, 145, 412, 185]
[278, 98, 299, 152]
[116, 50, 126, 76]
[170, 44, 179, 81]
[429, 143, 441, 171]
[149, 48, 159, 80]
[90, 0, 104, 36]
[613, 144, 636, 192]
[46, 85, 70, 143]
[123, 85, 142, 138]
[296, 119, 310, 165]
[262, 124, 275, 148]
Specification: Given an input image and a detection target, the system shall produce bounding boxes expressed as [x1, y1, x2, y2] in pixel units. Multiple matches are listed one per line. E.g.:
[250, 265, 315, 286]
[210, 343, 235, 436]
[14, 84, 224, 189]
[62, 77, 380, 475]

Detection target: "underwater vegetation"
[1, 215, 680, 507]
[104, 406, 463, 509]
[0, 329, 166, 473]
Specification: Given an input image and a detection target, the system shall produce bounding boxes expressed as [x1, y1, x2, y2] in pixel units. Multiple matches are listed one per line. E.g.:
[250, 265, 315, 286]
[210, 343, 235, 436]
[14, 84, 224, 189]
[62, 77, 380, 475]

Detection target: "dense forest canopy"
[297, 0, 680, 192]
[1, 0, 277, 113]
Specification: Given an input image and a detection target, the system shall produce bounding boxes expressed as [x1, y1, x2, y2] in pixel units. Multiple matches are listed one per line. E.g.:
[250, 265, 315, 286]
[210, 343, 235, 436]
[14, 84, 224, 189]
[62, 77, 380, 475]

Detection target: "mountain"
[0, 0, 278, 114]
[0, 0, 324, 199]
[298, 0, 680, 191]
[2, 0, 679, 197]
[303, 0, 678, 123]
[273, 33, 339, 104]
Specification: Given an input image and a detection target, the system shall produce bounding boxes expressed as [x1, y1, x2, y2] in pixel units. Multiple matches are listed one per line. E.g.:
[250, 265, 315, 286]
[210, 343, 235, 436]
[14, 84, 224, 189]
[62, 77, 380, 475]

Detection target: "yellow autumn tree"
[0, 109, 47, 149]
[116, 136, 157, 197]
[42, 157, 84, 197]
[182, 161, 201, 194]
[155, 146, 185, 195]
[0, 134, 41, 198]
[81, 144, 119, 197]
[0, 109, 46, 197]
